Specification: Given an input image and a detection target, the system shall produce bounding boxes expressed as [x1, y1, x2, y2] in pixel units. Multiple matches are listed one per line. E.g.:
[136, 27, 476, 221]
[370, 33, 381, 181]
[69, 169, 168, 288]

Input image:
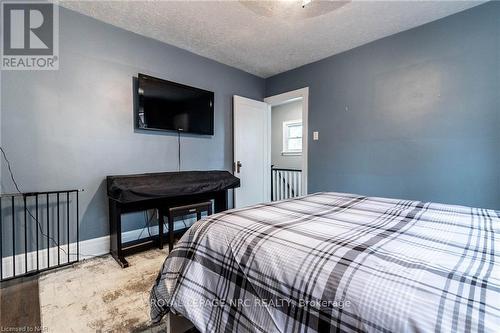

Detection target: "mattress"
[150, 192, 500, 332]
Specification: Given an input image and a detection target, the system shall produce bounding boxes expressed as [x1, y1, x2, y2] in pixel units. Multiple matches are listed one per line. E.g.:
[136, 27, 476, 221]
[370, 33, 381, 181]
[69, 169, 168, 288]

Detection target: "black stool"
[168, 201, 212, 251]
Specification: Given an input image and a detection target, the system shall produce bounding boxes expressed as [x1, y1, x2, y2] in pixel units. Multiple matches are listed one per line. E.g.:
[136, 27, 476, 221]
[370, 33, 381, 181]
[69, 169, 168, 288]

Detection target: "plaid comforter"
[150, 192, 500, 332]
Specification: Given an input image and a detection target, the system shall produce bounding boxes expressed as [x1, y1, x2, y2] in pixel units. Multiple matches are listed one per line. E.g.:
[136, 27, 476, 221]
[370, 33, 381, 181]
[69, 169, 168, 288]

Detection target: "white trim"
[281, 152, 302, 156]
[0, 225, 167, 280]
[283, 119, 302, 126]
[265, 87, 309, 195]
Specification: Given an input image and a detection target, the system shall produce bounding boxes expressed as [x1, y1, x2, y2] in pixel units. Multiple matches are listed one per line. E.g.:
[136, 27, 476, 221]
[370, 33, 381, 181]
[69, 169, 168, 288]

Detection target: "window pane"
[287, 138, 302, 151]
[288, 125, 302, 138]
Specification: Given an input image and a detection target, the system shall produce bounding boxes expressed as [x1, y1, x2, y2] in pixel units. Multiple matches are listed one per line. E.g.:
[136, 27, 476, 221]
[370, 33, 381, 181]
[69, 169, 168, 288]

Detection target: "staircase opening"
[270, 98, 303, 201]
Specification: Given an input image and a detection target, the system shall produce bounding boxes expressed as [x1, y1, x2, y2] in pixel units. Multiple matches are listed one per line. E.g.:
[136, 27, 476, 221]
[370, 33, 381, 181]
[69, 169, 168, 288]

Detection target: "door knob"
[236, 161, 242, 173]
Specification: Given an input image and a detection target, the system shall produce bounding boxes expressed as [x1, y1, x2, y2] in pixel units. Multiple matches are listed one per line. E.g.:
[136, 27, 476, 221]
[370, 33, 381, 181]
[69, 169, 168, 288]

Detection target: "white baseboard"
[0, 223, 175, 280]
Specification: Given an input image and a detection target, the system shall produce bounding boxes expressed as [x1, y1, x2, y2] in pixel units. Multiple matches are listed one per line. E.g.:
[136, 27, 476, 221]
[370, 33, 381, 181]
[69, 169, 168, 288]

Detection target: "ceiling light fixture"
[302, 0, 312, 8]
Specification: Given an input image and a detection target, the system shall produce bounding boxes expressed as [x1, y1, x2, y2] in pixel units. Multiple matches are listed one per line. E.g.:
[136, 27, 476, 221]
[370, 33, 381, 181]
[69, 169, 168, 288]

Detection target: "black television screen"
[136, 74, 214, 135]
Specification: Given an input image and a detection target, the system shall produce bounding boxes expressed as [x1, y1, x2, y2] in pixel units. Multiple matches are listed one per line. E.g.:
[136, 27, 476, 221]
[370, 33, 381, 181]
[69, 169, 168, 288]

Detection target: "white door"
[233, 96, 271, 208]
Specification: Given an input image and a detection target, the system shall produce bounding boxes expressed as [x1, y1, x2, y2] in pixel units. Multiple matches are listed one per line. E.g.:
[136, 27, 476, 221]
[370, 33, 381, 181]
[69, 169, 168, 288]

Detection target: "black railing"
[0, 189, 81, 282]
[271, 167, 302, 201]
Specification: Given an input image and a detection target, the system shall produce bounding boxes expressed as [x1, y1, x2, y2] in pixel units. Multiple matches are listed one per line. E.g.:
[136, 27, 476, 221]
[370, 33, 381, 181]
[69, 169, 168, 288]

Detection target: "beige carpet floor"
[38, 249, 170, 333]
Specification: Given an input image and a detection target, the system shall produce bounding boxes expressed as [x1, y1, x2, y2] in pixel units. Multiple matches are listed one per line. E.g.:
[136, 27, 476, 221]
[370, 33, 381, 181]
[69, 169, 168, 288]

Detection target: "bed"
[150, 192, 500, 332]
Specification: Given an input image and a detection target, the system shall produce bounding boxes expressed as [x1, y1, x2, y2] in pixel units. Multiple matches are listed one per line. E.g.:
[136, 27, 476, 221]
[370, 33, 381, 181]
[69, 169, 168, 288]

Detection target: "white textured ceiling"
[60, 1, 484, 78]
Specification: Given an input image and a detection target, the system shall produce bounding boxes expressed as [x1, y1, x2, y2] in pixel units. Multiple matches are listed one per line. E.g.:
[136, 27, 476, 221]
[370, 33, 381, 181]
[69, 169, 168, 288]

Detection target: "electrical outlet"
[313, 131, 319, 141]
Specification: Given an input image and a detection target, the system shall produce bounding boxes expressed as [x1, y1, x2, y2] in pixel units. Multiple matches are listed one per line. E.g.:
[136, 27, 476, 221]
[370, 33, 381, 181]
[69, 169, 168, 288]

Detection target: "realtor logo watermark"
[1, 1, 59, 70]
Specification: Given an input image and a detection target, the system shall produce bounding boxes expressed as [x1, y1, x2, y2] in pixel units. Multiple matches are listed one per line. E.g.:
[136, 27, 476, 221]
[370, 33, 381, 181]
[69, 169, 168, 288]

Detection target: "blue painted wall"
[0, 6, 265, 252]
[1, 2, 499, 260]
[266, 2, 500, 209]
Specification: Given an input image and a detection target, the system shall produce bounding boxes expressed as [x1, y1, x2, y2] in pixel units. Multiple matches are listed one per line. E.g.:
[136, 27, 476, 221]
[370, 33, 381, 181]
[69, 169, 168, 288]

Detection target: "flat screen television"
[136, 74, 214, 135]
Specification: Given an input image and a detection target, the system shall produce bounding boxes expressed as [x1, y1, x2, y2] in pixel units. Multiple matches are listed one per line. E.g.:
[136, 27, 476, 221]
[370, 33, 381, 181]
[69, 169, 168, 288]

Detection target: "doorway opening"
[270, 99, 303, 201]
[265, 87, 308, 201]
[232, 88, 308, 208]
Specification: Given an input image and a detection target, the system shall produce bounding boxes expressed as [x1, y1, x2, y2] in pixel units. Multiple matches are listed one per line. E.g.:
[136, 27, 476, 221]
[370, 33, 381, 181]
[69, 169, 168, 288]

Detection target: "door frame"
[264, 87, 309, 196]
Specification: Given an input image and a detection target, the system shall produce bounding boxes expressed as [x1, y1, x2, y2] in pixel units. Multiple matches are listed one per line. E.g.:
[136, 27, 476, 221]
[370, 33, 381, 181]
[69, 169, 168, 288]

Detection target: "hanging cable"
[137, 209, 155, 240]
[0, 146, 100, 259]
[177, 130, 181, 171]
[0, 146, 22, 193]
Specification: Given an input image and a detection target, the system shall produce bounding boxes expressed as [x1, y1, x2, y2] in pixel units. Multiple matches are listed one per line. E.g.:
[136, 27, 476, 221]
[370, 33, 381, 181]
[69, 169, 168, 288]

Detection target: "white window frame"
[282, 119, 303, 156]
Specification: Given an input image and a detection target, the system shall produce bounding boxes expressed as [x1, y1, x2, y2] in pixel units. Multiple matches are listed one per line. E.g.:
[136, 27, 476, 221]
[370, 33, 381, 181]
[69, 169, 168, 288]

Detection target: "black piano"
[107, 170, 240, 267]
